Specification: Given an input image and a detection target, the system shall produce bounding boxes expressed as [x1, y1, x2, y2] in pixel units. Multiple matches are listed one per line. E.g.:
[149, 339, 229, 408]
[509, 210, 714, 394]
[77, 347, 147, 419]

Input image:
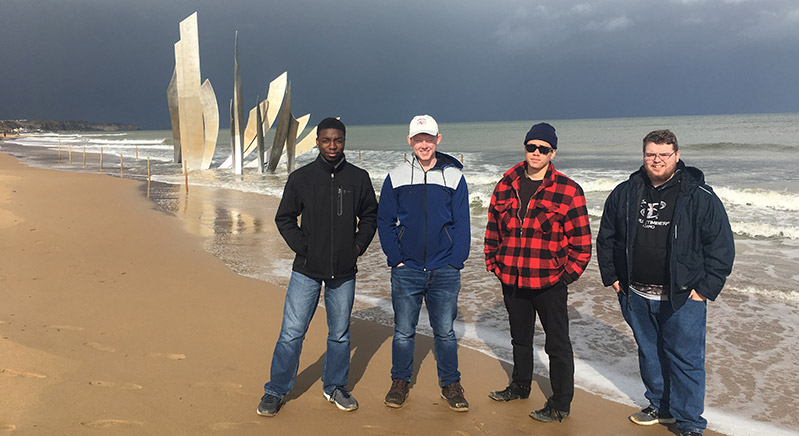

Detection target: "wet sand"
[0, 150, 729, 435]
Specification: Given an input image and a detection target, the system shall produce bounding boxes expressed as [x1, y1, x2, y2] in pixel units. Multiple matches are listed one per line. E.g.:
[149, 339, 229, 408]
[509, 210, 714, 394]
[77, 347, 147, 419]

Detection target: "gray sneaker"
[324, 387, 359, 411]
[256, 394, 284, 417]
[629, 406, 676, 425]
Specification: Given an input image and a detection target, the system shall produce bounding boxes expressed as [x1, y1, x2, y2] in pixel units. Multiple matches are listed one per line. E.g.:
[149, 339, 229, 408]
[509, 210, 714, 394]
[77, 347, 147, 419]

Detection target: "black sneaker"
[488, 383, 530, 402]
[385, 379, 410, 408]
[256, 394, 284, 417]
[629, 406, 676, 425]
[441, 381, 469, 412]
[529, 399, 570, 422]
[681, 432, 702, 436]
[324, 387, 359, 411]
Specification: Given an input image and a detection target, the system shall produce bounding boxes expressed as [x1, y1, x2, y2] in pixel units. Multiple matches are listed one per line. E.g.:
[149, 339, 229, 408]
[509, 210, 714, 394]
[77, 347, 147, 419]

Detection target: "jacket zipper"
[514, 177, 544, 287]
[330, 171, 336, 279]
[423, 169, 428, 271]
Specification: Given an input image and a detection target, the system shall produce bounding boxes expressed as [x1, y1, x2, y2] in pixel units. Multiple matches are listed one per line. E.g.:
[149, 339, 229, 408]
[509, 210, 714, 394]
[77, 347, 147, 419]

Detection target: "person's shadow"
[286, 305, 435, 401]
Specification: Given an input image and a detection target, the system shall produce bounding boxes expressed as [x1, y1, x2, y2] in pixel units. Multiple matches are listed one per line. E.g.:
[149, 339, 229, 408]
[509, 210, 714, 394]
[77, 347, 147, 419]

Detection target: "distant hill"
[0, 120, 140, 133]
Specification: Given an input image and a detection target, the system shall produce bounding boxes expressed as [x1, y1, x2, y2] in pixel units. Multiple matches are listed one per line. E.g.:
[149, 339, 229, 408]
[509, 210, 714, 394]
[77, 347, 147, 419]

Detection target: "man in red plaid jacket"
[484, 122, 591, 423]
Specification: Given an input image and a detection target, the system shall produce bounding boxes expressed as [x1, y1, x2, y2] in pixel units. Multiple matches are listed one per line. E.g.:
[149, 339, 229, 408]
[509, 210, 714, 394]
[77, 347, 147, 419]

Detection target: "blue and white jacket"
[377, 152, 470, 271]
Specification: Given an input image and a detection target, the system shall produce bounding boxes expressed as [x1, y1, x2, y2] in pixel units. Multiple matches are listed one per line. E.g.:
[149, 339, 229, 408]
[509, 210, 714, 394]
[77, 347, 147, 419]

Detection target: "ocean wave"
[579, 178, 624, 193]
[716, 187, 799, 212]
[82, 138, 169, 146]
[688, 142, 798, 152]
[728, 285, 799, 302]
[731, 221, 799, 239]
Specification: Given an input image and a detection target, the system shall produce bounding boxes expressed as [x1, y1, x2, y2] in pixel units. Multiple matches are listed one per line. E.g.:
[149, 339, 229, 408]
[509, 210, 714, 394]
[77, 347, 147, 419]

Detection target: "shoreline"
[0, 149, 738, 435]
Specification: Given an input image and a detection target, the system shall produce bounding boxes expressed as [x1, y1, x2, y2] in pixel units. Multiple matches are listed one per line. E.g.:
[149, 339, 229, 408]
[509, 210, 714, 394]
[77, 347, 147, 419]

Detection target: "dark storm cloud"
[1, 0, 797, 129]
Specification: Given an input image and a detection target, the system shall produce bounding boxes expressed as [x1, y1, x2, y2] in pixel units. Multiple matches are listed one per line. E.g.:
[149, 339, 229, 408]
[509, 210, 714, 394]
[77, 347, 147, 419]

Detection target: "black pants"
[502, 281, 574, 411]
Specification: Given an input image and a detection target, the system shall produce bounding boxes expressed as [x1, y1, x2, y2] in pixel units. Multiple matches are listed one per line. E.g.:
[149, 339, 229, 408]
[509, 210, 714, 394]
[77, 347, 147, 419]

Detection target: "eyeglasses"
[644, 150, 676, 161]
[525, 143, 553, 154]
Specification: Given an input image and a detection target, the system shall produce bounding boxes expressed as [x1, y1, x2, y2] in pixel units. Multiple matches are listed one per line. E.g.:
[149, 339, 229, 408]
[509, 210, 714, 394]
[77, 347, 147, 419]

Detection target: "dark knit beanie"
[524, 122, 558, 149]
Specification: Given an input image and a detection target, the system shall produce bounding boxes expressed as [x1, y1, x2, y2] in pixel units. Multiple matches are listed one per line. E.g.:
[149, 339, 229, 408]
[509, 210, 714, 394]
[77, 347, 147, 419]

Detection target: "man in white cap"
[377, 115, 471, 411]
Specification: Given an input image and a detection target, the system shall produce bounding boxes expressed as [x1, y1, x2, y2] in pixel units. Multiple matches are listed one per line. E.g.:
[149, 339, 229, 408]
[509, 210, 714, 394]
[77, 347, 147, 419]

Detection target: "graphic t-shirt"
[631, 173, 681, 287]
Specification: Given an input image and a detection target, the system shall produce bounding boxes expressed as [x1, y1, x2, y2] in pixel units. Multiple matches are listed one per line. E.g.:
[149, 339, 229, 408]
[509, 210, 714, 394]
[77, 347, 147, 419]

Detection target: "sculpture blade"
[174, 12, 205, 171]
[267, 81, 291, 172]
[285, 113, 299, 173]
[232, 31, 244, 174]
[166, 68, 181, 163]
[293, 114, 318, 157]
[256, 98, 265, 173]
[199, 78, 218, 169]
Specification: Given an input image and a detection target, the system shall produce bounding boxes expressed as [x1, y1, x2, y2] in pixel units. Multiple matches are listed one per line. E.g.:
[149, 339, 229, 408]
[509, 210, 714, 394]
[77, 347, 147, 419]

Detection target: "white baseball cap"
[408, 114, 439, 138]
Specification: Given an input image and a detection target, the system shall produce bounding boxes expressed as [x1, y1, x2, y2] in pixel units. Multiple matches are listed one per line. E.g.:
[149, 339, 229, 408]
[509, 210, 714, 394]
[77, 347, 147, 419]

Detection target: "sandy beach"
[0, 150, 730, 436]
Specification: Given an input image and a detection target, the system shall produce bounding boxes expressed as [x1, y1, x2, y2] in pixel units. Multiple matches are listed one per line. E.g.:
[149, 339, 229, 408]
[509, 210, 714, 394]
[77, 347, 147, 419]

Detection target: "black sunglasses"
[525, 143, 553, 154]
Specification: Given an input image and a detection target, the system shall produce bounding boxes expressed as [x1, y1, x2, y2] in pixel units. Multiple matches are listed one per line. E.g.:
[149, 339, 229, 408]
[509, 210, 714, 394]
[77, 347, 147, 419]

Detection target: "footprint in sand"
[145, 352, 186, 360]
[209, 421, 261, 430]
[190, 381, 243, 390]
[1, 368, 47, 379]
[190, 381, 246, 396]
[80, 419, 143, 429]
[89, 380, 143, 390]
[45, 324, 84, 332]
[84, 342, 116, 352]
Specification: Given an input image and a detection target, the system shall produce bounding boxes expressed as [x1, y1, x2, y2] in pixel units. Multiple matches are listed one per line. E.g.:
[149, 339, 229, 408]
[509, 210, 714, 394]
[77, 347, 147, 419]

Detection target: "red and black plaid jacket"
[484, 161, 592, 290]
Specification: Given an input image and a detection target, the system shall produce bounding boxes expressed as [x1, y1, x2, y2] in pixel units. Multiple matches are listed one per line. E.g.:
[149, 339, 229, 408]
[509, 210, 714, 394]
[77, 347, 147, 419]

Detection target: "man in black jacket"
[257, 118, 378, 416]
[596, 130, 734, 436]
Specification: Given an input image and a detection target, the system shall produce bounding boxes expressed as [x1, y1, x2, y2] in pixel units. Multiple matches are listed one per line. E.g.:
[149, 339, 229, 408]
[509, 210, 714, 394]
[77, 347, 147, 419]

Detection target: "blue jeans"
[620, 291, 708, 434]
[390, 265, 461, 387]
[264, 271, 355, 398]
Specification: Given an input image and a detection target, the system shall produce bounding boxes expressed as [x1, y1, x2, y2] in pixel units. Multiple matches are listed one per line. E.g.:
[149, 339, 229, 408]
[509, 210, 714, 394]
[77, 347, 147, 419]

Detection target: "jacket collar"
[504, 161, 556, 190]
[631, 160, 704, 193]
[315, 153, 346, 172]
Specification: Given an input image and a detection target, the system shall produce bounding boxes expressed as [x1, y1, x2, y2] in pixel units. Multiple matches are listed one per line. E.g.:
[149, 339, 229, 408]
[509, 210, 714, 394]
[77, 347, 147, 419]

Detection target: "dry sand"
[0, 151, 728, 435]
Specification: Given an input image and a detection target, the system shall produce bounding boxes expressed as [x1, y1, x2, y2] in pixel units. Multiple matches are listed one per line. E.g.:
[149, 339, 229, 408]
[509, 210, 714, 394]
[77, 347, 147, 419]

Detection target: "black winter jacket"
[275, 154, 378, 280]
[596, 161, 735, 310]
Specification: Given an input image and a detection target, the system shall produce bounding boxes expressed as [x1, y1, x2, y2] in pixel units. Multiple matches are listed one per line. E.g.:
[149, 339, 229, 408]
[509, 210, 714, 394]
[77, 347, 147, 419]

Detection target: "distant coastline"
[0, 119, 139, 134]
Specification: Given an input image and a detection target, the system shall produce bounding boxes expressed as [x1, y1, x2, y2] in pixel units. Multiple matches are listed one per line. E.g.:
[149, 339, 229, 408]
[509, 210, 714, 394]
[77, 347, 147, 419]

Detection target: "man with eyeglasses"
[596, 129, 734, 436]
[484, 122, 592, 423]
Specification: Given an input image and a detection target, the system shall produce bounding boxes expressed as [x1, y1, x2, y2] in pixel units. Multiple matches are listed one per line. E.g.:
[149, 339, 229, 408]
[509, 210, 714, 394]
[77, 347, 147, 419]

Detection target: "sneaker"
[681, 432, 702, 436]
[629, 406, 676, 425]
[324, 387, 359, 411]
[529, 399, 570, 422]
[488, 383, 530, 402]
[384, 379, 410, 408]
[256, 394, 284, 417]
[441, 381, 469, 412]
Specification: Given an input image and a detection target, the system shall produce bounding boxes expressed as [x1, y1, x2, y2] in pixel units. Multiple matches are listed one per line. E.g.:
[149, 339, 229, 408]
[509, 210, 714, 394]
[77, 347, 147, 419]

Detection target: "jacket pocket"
[495, 200, 517, 231]
[337, 185, 355, 217]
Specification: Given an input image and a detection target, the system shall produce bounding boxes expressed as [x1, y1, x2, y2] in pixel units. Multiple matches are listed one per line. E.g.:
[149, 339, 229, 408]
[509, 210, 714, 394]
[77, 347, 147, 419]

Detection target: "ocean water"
[3, 113, 799, 436]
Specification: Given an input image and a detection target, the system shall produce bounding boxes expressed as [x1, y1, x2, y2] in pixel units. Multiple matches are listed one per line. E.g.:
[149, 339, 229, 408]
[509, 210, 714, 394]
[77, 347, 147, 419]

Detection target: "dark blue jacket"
[377, 152, 470, 270]
[596, 161, 735, 310]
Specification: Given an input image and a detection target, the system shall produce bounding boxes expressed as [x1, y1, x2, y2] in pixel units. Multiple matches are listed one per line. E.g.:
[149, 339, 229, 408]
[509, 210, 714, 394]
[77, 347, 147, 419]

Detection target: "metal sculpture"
[170, 12, 218, 170]
[231, 31, 245, 174]
[267, 82, 292, 172]
[166, 69, 181, 163]
[219, 72, 287, 169]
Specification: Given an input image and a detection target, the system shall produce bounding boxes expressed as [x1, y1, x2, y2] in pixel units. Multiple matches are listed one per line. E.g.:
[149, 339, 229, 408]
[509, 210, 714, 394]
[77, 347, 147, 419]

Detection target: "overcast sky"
[1, 0, 798, 129]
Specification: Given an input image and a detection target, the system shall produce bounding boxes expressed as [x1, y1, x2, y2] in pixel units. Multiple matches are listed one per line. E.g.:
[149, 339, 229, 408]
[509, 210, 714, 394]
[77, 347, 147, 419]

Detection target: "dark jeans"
[502, 282, 574, 411]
